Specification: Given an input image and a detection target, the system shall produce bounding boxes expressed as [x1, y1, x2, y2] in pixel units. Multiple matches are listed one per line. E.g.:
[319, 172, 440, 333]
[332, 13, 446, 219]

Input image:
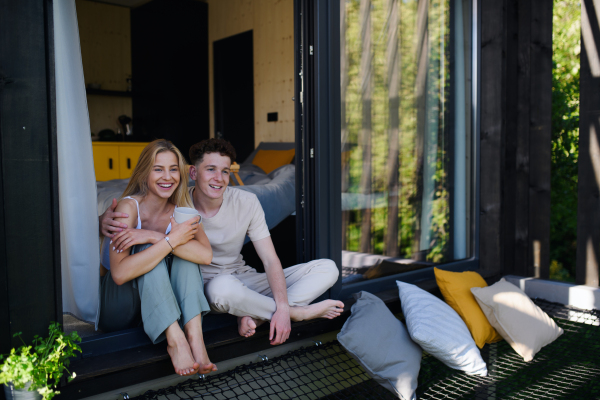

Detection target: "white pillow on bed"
[268, 164, 295, 179]
[96, 178, 130, 216]
[397, 281, 488, 376]
[236, 164, 272, 185]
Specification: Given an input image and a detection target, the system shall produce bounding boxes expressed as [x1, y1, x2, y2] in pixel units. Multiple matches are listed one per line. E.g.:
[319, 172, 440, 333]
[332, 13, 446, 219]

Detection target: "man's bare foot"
[238, 316, 259, 337]
[290, 300, 345, 322]
[166, 329, 200, 376]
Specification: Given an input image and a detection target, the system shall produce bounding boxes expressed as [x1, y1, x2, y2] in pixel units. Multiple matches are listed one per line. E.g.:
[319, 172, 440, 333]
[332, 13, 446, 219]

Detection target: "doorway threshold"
[59, 282, 432, 400]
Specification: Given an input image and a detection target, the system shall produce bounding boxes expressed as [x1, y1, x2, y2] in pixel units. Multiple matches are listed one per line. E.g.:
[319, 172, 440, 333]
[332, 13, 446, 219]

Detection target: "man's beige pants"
[204, 259, 339, 321]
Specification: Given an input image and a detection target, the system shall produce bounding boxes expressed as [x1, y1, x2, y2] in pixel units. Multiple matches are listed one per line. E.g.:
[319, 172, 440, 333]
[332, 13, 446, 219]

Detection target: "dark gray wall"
[577, 0, 600, 287]
[0, 0, 61, 356]
[480, 0, 553, 279]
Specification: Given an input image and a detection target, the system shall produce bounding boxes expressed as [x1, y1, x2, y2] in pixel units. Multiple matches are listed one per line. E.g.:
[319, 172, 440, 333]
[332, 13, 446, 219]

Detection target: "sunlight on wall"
[586, 237, 600, 286]
[582, 0, 600, 77]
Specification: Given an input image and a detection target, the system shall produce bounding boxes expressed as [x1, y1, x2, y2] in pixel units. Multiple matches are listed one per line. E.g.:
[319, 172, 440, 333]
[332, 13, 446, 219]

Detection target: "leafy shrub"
[0, 323, 81, 400]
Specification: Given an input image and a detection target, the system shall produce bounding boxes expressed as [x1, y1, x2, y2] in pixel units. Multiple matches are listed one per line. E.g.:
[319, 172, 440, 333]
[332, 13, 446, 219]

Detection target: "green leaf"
[0, 323, 81, 400]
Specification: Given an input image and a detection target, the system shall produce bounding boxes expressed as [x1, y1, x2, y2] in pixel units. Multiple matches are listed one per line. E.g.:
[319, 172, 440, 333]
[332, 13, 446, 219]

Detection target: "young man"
[101, 139, 344, 345]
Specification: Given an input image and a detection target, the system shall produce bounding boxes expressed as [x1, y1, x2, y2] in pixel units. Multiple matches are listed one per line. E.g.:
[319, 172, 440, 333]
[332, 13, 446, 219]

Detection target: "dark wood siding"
[481, 0, 553, 278]
[528, 0, 553, 279]
[479, 0, 506, 274]
[576, 0, 600, 287]
[0, 0, 61, 354]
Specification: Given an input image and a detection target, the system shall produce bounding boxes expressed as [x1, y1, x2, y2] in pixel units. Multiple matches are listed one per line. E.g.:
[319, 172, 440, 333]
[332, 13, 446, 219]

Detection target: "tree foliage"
[550, 0, 580, 281]
[342, 0, 453, 262]
[0, 323, 81, 400]
[341, 0, 581, 279]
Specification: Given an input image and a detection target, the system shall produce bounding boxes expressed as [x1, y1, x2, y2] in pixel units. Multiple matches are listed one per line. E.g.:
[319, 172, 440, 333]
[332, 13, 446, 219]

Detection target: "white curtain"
[54, 0, 100, 324]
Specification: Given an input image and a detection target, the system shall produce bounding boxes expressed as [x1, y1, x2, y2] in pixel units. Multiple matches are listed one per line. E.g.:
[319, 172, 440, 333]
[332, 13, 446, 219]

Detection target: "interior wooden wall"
[207, 0, 295, 147]
[76, 0, 133, 135]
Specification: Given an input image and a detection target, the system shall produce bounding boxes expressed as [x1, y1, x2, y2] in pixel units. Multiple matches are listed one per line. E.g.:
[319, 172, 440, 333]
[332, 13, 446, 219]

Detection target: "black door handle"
[127, 158, 131, 169]
[109, 158, 113, 169]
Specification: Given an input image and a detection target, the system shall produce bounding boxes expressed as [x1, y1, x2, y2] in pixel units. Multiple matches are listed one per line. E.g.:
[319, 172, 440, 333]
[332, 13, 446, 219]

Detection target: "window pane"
[340, 0, 473, 284]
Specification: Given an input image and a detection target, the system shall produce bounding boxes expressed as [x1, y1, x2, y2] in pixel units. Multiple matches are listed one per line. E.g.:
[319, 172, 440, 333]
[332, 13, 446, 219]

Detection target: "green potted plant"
[0, 322, 81, 400]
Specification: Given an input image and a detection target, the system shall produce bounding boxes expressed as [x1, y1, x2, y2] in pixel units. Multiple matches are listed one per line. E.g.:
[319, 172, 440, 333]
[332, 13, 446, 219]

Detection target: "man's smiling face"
[190, 152, 231, 201]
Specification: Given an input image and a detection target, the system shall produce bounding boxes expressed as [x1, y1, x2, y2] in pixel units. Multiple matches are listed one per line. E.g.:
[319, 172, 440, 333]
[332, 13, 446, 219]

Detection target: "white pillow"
[471, 279, 564, 362]
[338, 291, 421, 400]
[397, 281, 488, 376]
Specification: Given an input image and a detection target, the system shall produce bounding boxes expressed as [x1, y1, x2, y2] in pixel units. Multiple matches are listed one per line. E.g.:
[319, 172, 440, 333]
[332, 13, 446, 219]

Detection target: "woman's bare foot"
[166, 323, 200, 376]
[185, 316, 217, 375]
[290, 300, 345, 322]
[187, 335, 217, 375]
[238, 316, 258, 337]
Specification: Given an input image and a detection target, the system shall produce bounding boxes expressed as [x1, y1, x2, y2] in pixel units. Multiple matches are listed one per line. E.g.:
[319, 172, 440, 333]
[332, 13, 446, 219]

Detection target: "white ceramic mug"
[174, 207, 202, 224]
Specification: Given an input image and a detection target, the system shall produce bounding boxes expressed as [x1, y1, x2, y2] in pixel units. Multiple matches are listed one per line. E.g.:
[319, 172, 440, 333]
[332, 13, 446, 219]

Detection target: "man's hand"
[269, 306, 291, 345]
[99, 198, 129, 237]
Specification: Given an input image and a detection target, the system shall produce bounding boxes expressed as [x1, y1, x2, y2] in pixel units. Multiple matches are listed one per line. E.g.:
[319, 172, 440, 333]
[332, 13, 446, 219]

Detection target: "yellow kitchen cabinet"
[92, 143, 120, 181]
[118, 144, 146, 178]
[92, 142, 149, 181]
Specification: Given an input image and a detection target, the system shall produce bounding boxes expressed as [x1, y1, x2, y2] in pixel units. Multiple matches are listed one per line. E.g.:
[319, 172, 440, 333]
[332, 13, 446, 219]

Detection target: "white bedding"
[96, 164, 296, 232]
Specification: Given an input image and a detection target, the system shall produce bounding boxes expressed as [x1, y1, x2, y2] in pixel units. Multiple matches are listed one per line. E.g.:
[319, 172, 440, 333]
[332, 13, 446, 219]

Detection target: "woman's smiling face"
[147, 150, 180, 199]
[191, 152, 231, 201]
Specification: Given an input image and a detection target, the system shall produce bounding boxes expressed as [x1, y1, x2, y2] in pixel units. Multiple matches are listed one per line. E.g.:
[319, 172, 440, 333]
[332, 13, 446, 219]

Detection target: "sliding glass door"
[339, 0, 477, 287]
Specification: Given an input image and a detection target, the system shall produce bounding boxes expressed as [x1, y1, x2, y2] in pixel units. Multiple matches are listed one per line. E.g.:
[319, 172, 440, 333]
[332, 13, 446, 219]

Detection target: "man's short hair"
[189, 138, 237, 166]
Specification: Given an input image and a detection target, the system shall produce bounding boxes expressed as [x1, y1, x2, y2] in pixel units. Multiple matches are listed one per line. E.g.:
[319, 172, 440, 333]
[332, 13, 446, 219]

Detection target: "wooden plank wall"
[480, 0, 553, 278]
[479, 0, 506, 274]
[206, 0, 295, 146]
[76, 0, 293, 144]
[576, 0, 600, 287]
[527, 1, 553, 279]
[0, 0, 61, 354]
[76, 0, 133, 135]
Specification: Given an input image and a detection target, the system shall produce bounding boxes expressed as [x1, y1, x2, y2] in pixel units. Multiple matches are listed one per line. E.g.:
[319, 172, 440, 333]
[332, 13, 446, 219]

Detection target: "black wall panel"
[131, 0, 209, 162]
[0, 0, 60, 355]
[213, 31, 255, 163]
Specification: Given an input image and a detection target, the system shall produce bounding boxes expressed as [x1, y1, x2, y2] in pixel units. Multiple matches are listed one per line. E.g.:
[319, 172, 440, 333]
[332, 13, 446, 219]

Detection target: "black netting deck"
[130, 299, 600, 400]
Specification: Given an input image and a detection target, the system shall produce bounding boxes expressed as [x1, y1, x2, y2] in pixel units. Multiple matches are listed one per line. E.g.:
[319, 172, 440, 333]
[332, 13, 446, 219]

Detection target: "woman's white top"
[101, 196, 174, 270]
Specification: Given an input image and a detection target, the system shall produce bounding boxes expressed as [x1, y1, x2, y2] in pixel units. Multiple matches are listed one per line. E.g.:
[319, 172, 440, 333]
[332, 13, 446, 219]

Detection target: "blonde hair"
[121, 139, 193, 208]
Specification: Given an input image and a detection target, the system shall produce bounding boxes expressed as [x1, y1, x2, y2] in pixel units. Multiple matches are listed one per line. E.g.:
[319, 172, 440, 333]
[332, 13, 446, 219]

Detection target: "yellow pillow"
[251, 149, 295, 174]
[434, 267, 503, 348]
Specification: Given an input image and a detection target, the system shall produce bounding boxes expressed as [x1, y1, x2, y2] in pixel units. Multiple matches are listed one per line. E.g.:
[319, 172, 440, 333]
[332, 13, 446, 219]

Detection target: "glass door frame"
[294, 0, 343, 299]
[295, 0, 482, 300]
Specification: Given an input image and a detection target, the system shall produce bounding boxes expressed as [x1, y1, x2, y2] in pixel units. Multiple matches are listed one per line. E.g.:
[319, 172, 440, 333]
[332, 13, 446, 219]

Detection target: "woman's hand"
[168, 216, 200, 249]
[112, 228, 164, 253]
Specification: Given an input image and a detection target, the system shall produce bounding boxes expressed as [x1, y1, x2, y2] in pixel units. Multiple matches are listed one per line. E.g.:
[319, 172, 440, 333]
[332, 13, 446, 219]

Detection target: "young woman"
[98, 139, 216, 376]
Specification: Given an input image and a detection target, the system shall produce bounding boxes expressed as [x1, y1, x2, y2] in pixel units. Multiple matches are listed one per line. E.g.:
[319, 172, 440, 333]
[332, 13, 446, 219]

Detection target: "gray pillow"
[337, 291, 421, 400]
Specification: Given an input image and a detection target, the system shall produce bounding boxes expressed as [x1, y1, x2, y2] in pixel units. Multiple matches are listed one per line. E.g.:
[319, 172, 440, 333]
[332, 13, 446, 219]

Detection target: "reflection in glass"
[340, 0, 472, 284]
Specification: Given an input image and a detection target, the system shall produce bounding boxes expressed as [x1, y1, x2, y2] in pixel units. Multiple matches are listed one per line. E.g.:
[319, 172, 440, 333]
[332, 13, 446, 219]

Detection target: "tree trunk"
[359, 0, 373, 253]
[385, 0, 401, 256]
[413, 0, 429, 256]
[340, 0, 350, 250]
